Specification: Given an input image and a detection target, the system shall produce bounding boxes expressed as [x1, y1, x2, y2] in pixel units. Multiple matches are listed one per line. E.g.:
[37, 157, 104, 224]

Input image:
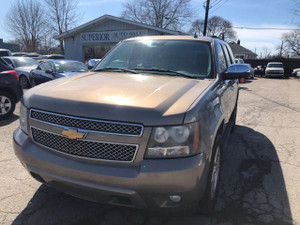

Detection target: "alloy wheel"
[20, 76, 29, 88]
[0, 96, 12, 115]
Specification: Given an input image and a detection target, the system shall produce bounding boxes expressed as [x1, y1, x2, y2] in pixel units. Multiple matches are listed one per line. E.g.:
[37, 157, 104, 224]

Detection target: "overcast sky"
[0, 0, 298, 56]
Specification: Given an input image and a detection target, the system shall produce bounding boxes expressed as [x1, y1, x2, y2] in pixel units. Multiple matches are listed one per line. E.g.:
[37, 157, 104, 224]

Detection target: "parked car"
[265, 62, 285, 78]
[234, 58, 244, 64]
[86, 58, 101, 69]
[234, 58, 254, 79]
[14, 36, 249, 213]
[2, 56, 39, 88]
[12, 52, 27, 57]
[0, 49, 12, 57]
[292, 68, 300, 76]
[254, 65, 265, 77]
[23, 53, 41, 60]
[30, 60, 89, 86]
[0, 58, 23, 119]
[37, 54, 65, 62]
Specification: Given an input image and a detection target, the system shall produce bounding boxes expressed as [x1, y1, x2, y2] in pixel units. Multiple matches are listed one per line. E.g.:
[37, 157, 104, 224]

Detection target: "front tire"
[31, 78, 36, 87]
[199, 135, 222, 214]
[20, 75, 30, 89]
[0, 91, 16, 119]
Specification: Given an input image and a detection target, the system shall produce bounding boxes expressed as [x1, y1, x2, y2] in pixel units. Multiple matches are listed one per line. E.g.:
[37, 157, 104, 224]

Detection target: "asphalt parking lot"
[0, 77, 299, 225]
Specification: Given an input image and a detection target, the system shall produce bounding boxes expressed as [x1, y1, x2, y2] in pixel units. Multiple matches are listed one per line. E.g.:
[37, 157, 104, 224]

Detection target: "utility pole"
[203, 0, 210, 36]
[279, 40, 283, 57]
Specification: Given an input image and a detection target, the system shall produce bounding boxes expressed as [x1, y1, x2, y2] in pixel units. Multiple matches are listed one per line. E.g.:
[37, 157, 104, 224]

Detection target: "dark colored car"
[0, 58, 23, 119]
[254, 65, 265, 77]
[30, 60, 89, 86]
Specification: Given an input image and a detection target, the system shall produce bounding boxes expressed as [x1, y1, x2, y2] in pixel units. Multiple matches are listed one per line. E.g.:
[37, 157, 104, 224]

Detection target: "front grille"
[268, 70, 282, 74]
[31, 128, 137, 162]
[30, 110, 143, 136]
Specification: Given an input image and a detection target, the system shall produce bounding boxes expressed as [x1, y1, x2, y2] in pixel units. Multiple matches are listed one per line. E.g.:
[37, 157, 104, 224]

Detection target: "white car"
[234, 58, 244, 64]
[292, 68, 300, 76]
[265, 62, 285, 78]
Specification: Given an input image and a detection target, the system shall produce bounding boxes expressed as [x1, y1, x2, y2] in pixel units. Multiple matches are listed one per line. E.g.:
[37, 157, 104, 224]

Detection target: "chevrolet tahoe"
[13, 36, 249, 213]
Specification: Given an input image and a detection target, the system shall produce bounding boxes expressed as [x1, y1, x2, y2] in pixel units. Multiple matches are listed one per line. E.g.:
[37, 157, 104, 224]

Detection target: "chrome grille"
[268, 70, 282, 74]
[30, 109, 143, 136]
[31, 128, 137, 162]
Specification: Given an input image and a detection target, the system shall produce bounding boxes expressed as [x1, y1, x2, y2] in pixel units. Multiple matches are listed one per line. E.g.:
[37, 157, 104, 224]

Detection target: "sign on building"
[81, 30, 148, 43]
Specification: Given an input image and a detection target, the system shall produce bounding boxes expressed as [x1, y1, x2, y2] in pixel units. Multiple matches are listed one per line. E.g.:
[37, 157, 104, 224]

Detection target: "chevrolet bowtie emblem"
[61, 128, 86, 140]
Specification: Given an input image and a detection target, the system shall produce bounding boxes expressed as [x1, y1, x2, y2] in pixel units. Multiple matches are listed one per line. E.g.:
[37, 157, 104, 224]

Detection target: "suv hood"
[24, 72, 213, 126]
[57, 71, 84, 77]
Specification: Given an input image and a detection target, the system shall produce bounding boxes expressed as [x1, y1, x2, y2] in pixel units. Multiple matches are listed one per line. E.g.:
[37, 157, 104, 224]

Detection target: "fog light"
[170, 195, 181, 203]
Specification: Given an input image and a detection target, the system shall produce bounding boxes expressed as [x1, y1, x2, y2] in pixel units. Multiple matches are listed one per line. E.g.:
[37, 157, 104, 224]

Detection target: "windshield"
[54, 61, 88, 73]
[268, 63, 283, 68]
[12, 57, 39, 67]
[94, 39, 212, 78]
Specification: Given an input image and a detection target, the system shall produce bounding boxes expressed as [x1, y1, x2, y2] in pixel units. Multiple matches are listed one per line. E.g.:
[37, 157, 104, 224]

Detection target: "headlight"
[145, 122, 199, 158]
[20, 103, 28, 134]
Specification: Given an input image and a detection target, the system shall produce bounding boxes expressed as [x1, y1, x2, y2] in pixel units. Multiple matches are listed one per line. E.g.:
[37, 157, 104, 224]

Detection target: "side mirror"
[45, 69, 53, 74]
[223, 64, 250, 80]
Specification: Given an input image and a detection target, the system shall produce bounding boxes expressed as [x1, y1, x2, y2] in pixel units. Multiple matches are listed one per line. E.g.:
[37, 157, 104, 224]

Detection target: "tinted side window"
[38, 63, 45, 70]
[216, 43, 227, 72]
[0, 59, 11, 71]
[222, 44, 232, 66]
[0, 51, 10, 57]
[3, 58, 13, 66]
[225, 44, 235, 64]
[43, 62, 52, 70]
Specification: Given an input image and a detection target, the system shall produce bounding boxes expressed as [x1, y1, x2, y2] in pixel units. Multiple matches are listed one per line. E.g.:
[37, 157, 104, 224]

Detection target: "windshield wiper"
[133, 67, 195, 78]
[94, 67, 138, 74]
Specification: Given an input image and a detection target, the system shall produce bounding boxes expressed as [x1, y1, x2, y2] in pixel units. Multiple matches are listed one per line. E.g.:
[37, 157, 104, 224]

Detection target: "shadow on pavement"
[12, 126, 293, 225]
[0, 114, 19, 127]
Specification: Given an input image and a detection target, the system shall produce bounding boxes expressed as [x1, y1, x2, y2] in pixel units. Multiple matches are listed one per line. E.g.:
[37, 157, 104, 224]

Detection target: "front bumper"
[13, 128, 209, 209]
[265, 71, 284, 77]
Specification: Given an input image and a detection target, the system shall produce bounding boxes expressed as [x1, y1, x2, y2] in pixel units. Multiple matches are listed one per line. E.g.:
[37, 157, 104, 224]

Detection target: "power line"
[210, 0, 223, 8]
[234, 26, 300, 30]
[210, 0, 229, 13]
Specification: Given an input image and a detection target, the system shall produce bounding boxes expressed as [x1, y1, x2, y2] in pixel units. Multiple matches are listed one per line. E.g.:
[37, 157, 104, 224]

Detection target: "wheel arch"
[0, 88, 17, 102]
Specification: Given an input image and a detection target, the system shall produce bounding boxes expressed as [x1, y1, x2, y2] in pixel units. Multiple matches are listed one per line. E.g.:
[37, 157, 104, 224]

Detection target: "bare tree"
[281, 30, 300, 56]
[190, 16, 236, 41]
[121, 0, 194, 31]
[262, 47, 272, 59]
[291, 0, 300, 25]
[44, 0, 79, 54]
[5, 0, 46, 52]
